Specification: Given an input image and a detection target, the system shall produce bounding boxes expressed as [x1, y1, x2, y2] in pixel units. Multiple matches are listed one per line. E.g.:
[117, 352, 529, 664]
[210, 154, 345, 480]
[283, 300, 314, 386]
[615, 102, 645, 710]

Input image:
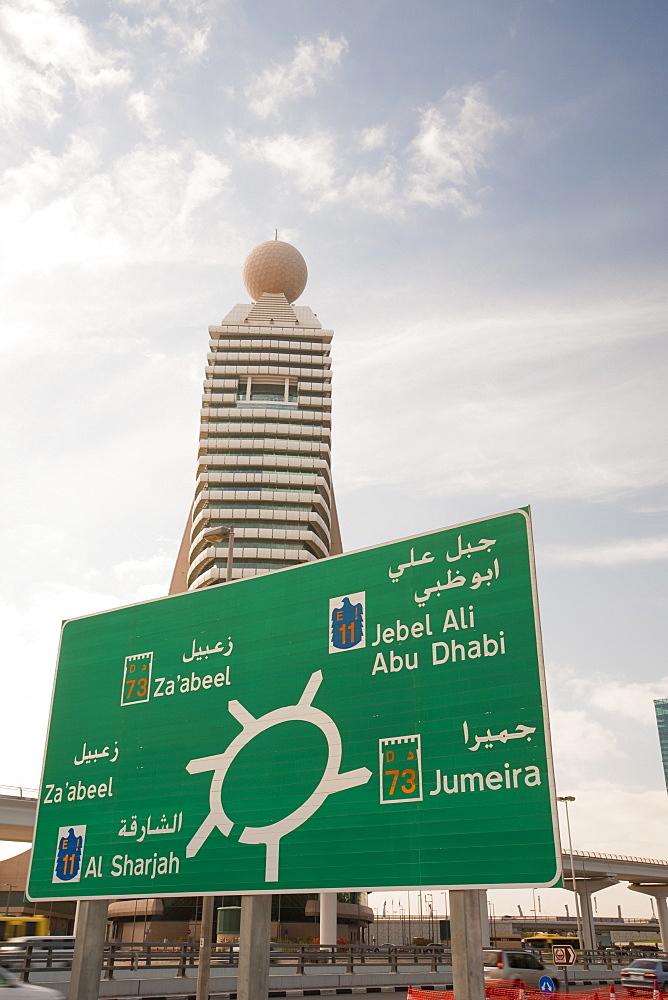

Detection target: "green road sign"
[28, 508, 560, 900]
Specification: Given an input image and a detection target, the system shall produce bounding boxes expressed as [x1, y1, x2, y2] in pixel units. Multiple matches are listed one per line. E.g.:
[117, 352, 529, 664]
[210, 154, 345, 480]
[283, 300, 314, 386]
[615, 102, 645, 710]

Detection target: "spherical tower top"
[242, 239, 308, 304]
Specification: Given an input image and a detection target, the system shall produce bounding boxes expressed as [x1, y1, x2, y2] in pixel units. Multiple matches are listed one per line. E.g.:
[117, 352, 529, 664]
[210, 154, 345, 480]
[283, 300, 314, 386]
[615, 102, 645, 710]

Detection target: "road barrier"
[4, 943, 454, 982]
[408, 987, 668, 1000]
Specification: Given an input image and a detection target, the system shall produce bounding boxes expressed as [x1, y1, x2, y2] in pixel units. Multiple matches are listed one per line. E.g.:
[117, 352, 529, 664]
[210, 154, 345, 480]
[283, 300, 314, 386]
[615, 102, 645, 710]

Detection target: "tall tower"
[171, 238, 341, 594]
[655, 699, 668, 792]
[107, 240, 372, 944]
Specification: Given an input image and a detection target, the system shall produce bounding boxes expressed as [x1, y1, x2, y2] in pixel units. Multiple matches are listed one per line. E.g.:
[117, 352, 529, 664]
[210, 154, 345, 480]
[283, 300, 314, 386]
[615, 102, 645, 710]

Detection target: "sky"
[0, 0, 666, 921]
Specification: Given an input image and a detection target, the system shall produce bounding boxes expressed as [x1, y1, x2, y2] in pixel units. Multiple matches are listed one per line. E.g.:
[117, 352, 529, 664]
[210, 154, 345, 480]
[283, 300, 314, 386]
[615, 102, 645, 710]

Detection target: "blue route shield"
[330, 595, 364, 650]
[54, 828, 84, 882]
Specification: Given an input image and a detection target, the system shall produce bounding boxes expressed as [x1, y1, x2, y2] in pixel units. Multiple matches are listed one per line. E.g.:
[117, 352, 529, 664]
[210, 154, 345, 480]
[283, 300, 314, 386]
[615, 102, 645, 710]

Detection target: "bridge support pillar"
[565, 877, 617, 952]
[628, 884, 668, 953]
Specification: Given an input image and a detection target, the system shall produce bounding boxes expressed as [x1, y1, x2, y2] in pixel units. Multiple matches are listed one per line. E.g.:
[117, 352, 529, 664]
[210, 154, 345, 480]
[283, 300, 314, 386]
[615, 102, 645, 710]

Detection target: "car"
[621, 959, 668, 993]
[0, 965, 64, 1000]
[0, 937, 75, 972]
[483, 948, 561, 990]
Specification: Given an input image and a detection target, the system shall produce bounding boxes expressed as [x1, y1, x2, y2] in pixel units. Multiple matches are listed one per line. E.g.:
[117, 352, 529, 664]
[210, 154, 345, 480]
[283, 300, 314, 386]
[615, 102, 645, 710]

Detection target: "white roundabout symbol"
[185, 670, 372, 881]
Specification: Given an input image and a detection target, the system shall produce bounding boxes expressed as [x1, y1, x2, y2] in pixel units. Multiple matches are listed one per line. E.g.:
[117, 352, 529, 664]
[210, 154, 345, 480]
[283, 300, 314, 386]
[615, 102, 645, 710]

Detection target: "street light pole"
[195, 524, 234, 1000]
[557, 795, 585, 954]
[202, 525, 235, 583]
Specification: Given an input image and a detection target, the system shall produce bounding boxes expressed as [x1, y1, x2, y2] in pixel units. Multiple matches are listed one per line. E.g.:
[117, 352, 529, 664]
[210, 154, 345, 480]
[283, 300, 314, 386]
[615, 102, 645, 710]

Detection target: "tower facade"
[171, 239, 341, 594]
[655, 699, 668, 792]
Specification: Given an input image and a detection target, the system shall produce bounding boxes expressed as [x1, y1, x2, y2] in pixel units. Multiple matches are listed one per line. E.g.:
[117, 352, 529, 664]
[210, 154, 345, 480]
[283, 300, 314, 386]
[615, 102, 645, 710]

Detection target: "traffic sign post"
[552, 945, 576, 966]
[552, 944, 576, 995]
[29, 508, 560, 901]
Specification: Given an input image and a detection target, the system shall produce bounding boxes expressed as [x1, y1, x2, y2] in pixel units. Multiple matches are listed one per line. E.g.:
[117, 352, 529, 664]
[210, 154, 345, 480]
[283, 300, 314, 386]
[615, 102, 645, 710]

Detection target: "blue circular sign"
[539, 977, 555, 993]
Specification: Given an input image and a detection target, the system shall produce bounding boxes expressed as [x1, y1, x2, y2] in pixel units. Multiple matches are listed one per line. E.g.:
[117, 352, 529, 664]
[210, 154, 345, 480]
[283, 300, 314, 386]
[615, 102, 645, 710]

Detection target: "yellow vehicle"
[521, 933, 581, 954]
[0, 916, 49, 942]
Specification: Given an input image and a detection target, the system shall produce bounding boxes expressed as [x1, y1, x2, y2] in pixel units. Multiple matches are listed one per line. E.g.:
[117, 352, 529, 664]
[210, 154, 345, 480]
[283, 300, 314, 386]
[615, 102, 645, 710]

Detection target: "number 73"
[385, 768, 416, 795]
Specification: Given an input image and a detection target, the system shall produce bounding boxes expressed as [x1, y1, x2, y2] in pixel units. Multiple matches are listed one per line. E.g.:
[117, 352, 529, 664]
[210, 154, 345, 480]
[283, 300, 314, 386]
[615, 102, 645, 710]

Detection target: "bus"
[521, 933, 581, 954]
[0, 916, 50, 942]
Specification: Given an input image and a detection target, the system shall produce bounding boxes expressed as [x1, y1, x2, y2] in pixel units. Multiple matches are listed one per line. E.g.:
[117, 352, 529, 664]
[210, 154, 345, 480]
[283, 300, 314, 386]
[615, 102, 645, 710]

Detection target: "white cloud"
[236, 83, 508, 219]
[127, 90, 160, 137]
[0, 0, 129, 127]
[241, 129, 399, 211]
[553, 782, 668, 861]
[359, 125, 388, 151]
[112, 551, 176, 602]
[546, 535, 668, 566]
[246, 33, 348, 118]
[333, 291, 667, 501]
[108, 0, 215, 62]
[550, 707, 623, 765]
[0, 137, 232, 282]
[242, 132, 337, 197]
[543, 664, 667, 816]
[0, 35, 61, 128]
[551, 667, 668, 725]
[0, 587, 114, 788]
[0, 555, 179, 788]
[407, 84, 508, 215]
[341, 161, 400, 216]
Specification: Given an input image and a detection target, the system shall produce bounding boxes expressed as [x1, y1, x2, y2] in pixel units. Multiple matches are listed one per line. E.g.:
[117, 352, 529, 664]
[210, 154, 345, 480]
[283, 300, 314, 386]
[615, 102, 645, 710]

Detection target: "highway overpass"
[0, 787, 37, 841]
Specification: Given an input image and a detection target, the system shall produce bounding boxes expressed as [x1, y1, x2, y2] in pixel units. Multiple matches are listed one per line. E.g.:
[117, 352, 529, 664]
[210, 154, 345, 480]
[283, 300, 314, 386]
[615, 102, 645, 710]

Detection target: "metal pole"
[559, 796, 585, 955]
[225, 528, 234, 583]
[195, 526, 233, 1000]
[195, 896, 215, 1000]
[69, 899, 109, 1000]
[202, 524, 234, 583]
[450, 889, 484, 1000]
[237, 895, 271, 1000]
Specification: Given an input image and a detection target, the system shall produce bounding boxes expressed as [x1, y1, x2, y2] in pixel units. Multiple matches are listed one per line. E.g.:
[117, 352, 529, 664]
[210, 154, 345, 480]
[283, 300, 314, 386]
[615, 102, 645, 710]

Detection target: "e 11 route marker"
[28, 507, 560, 901]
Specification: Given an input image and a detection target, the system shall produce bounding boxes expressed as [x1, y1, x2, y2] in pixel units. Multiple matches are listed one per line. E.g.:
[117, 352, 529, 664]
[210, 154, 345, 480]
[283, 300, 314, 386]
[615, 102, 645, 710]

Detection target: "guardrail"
[0, 785, 38, 799]
[570, 849, 668, 866]
[3, 943, 453, 981]
[101, 942, 453, 979]
[3, 942, 666, 984]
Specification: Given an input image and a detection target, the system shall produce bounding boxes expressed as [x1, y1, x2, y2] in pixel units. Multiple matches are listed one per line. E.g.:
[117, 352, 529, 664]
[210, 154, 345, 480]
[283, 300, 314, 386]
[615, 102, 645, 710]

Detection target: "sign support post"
[552, 943, 576, 991]
[195, 895, 214, 1000]
[237, 894, 271, 1000]
[450, 889, 484, 1000]
[320, 892, 337, 945]
[69, 899, 108, 1000]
